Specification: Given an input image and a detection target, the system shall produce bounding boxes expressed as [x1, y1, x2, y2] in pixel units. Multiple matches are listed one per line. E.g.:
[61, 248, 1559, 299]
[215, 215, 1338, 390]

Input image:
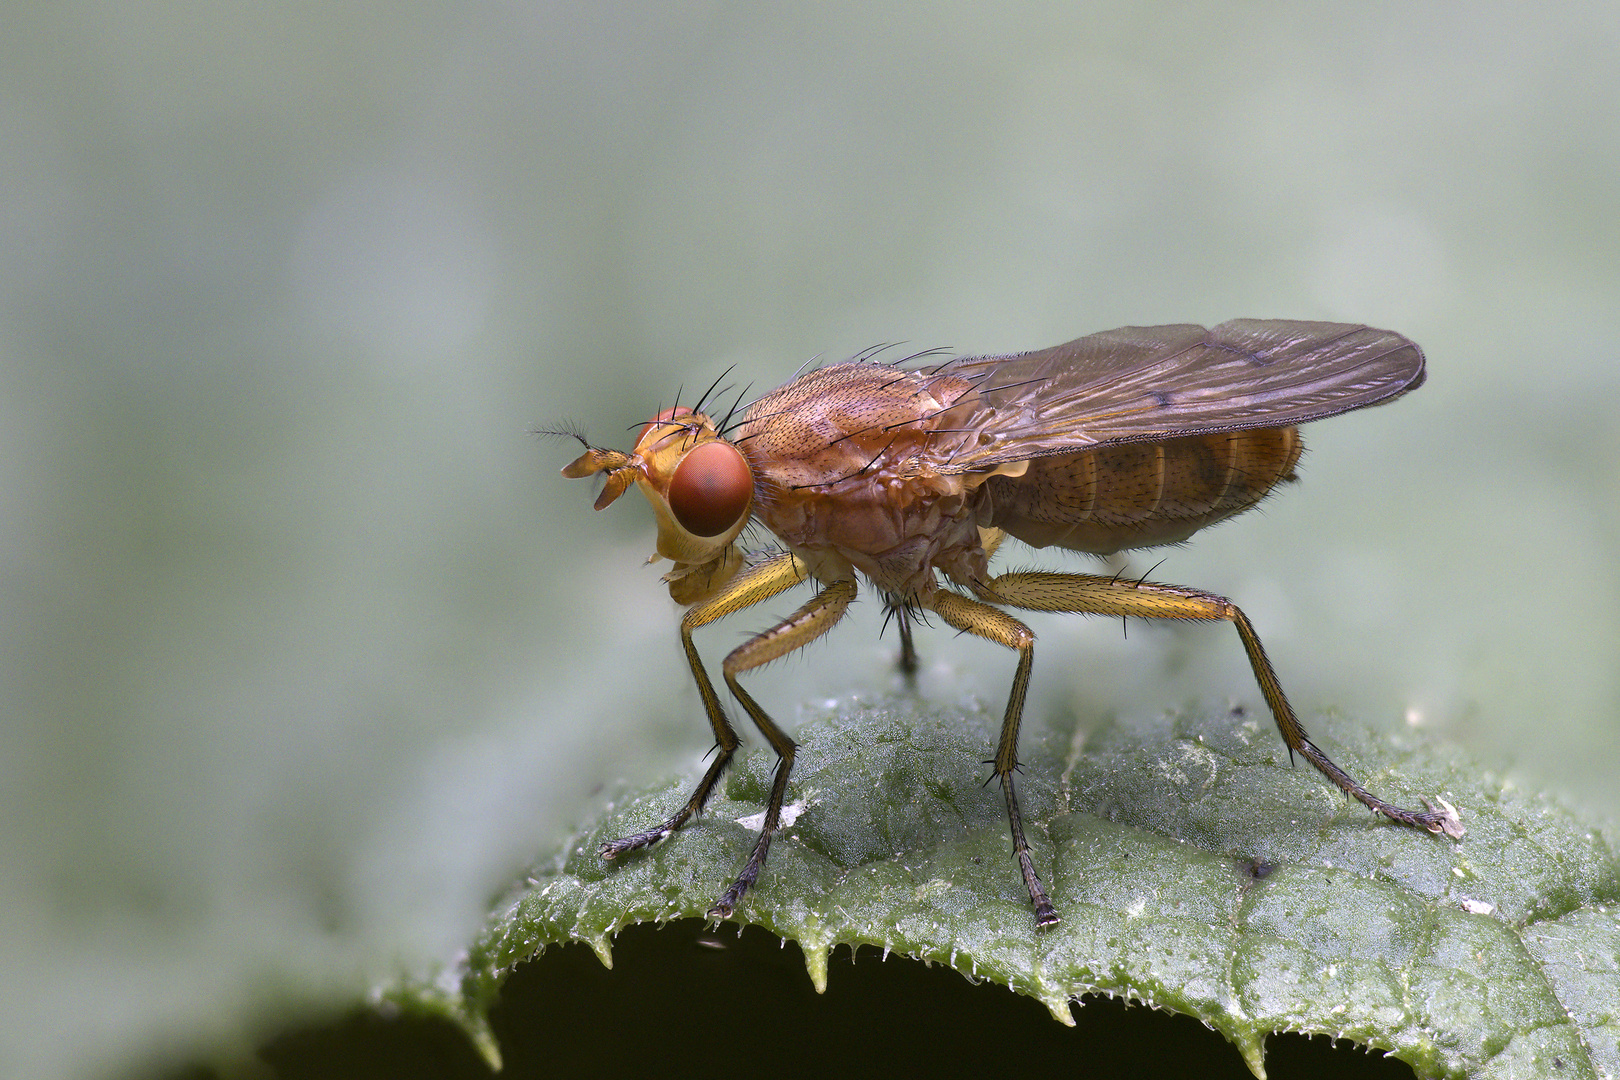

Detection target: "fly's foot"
[1016, 847, 1061, 929]
[1370, 793, 1465, 840]
[706, 829, 773, 920]
[706, 890, 740, 922]
[1418, 796, 1465, 840]
[599, 822, 679, 860]
[706, 868, 756, 921]
[1293, 736, 1465, 841]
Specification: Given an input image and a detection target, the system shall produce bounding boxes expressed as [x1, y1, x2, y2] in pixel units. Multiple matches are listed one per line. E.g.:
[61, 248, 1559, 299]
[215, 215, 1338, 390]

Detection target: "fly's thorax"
[733, 362, 978, 492]
[728, 362, 990, 597]
[734, 362, 981, 540]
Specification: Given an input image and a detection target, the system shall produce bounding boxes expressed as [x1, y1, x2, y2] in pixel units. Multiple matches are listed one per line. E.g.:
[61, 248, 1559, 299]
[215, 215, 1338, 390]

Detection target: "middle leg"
[888, 600, 919, 683]
[924, 589, 1059, 928]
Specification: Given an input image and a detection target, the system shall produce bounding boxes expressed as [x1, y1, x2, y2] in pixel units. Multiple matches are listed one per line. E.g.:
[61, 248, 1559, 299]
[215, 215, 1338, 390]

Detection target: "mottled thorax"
[732, 362, 986, 597]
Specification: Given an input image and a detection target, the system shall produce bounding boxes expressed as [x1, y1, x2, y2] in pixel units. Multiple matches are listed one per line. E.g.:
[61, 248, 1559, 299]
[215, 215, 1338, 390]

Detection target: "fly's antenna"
[534, 422, 593, 451]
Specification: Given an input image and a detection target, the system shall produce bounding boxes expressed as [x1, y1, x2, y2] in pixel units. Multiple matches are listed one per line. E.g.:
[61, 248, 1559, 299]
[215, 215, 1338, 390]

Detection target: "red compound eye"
[637, 405, 694, 446]
[668, 440, 751, 537]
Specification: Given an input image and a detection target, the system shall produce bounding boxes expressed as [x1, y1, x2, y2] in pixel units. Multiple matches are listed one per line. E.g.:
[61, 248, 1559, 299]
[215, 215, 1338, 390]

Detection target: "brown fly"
[553, 320, 1463, 929]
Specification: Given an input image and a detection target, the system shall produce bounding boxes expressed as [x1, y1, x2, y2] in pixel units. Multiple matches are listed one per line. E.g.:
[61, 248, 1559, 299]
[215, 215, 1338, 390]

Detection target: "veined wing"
[932, 320, 1425, 473]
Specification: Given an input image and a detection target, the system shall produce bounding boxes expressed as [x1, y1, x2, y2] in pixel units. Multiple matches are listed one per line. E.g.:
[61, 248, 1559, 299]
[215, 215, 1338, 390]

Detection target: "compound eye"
[637, 406, 694, 446]
[668, 440, 752, 537]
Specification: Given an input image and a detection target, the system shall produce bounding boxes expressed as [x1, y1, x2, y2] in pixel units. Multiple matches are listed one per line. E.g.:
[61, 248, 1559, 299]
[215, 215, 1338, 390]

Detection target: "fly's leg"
[925, 591, 1059, 929]
[888, 528, 1004, 685]
[709, 577, 857, 918]
[978, 572, 1464, 839]
[600, 552, 807, 860]
[892, 602, 919, 683]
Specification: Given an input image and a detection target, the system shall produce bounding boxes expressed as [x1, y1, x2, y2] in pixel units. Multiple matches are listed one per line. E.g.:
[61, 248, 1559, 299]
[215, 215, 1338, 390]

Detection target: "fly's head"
[559, 407, 754, 602]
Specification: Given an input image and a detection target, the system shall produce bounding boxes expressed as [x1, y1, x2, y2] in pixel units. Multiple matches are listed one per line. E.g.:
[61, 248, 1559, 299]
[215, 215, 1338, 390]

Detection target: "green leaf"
[397, 695, 1620, 1079]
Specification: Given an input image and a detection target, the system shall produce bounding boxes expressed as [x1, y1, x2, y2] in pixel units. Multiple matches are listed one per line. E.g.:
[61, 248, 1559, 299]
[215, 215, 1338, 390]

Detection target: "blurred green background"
[2, 2, 1616, 1077]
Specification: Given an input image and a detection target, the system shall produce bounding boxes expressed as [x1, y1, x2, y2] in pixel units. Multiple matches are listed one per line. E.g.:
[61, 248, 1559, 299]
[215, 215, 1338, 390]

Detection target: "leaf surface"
[399, 696, 1620, 1079]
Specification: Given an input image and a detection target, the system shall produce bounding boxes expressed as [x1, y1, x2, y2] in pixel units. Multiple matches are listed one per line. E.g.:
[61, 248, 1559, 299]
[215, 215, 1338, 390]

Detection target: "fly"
[552, 320, 1464, 929]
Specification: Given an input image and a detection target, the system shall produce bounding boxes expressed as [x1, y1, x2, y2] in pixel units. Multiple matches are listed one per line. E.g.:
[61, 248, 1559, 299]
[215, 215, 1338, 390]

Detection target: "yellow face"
[560, 406, 754, 582]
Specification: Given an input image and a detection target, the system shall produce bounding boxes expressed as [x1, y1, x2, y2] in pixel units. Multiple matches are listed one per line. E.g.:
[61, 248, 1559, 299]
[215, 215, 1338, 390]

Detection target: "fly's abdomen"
[982, 427, 1302, 554]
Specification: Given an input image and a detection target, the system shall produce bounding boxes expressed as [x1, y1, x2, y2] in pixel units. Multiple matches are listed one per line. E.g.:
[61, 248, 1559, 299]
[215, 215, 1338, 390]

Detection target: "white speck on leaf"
[737, 797, 810, 831]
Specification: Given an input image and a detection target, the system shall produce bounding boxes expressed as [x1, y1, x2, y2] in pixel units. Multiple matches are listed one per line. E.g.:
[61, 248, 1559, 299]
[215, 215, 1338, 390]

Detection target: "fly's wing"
[932, 321, 1425, 472]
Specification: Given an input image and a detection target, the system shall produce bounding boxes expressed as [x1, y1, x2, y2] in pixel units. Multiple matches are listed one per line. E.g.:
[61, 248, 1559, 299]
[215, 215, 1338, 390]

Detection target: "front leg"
[600, 551, 807, 860]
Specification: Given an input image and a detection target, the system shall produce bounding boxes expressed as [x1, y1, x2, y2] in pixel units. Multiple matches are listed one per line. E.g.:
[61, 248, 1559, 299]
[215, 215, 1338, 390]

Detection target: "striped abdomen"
[980, 427, 1302, 555]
